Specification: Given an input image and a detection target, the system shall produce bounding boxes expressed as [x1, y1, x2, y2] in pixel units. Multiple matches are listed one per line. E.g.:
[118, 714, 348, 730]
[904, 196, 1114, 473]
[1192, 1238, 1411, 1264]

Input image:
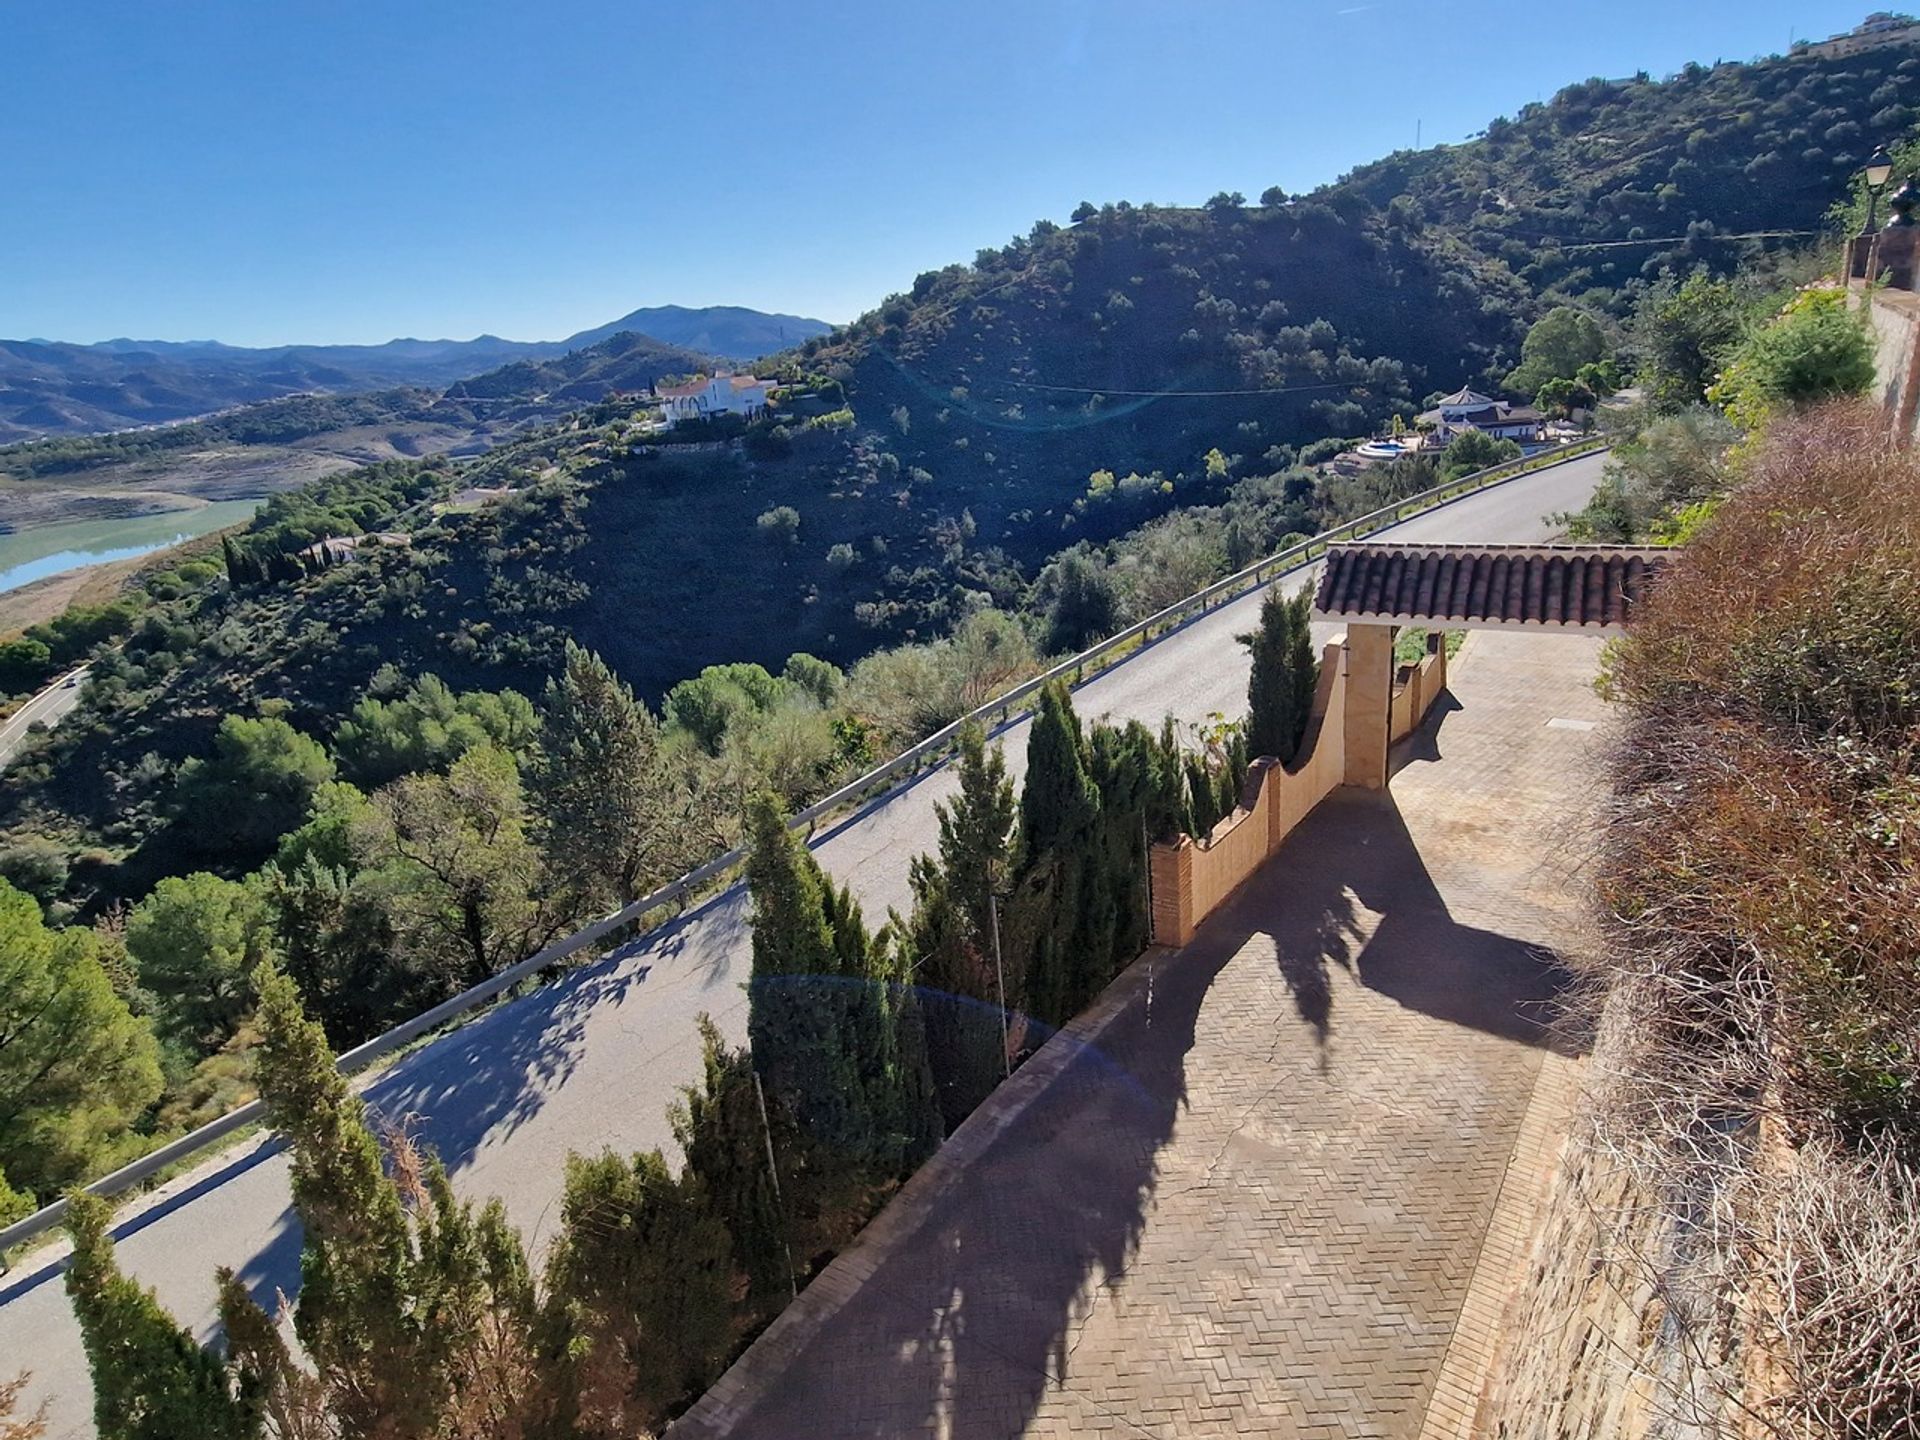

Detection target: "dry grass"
[1575, 402, 1920, 1436]
[0, 1375, 46, 1440]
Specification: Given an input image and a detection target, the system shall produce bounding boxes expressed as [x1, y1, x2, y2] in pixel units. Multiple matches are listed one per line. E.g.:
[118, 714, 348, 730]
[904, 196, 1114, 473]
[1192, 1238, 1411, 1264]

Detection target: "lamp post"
[1852, 146, 1895, 279]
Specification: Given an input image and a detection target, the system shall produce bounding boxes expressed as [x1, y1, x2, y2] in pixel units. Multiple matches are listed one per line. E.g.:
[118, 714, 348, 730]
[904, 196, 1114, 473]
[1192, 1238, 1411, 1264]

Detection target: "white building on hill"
[1795, 11, 1920, 58]
[1416, 387, 1546, 442]
[654, 373, 776, 426]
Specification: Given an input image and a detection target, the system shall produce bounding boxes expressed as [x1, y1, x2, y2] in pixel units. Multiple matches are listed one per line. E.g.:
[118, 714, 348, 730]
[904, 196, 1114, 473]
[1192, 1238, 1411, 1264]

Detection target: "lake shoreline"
[0, 498, 265, 598]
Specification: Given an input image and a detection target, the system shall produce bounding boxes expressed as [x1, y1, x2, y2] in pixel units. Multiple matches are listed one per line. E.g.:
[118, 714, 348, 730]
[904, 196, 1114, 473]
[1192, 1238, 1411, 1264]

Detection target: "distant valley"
[0, 303, 832, 441]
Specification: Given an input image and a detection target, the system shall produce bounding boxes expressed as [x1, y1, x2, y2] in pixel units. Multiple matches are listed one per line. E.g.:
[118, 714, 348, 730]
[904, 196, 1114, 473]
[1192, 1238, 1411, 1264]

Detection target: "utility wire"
[1498, 227, 1821, 251]
[992, 378, 1374, 399]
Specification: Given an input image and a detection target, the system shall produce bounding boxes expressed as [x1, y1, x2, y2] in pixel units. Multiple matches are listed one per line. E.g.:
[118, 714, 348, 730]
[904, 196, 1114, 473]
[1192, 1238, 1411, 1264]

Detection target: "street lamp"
[1852, 146, 1897, 278]
[1864, 146, 1896, 230]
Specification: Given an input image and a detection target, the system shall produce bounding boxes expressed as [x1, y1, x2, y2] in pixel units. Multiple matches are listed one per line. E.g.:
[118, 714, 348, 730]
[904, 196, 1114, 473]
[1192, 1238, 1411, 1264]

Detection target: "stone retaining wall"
[1860, 282, 1920, 444]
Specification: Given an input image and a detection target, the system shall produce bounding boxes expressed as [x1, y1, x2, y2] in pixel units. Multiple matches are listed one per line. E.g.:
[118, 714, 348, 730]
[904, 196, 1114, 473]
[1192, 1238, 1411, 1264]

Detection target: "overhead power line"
[1513, 227, 1821, 251]
[999, 378, 1372, 399]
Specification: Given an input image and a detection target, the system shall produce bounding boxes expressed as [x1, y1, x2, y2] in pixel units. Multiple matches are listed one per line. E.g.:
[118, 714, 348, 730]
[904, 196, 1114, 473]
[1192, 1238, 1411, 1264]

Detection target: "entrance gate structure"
[1147, 540, 1670, 947]
[1313, 541, 1670, 789]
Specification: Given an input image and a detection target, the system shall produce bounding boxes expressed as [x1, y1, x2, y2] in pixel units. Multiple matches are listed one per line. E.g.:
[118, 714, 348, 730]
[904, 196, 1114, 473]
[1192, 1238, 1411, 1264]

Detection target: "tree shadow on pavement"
[701, 924, 1234, 1439]
[1260, 787, 1582, 1058]
[698, 770, 1587, 1438]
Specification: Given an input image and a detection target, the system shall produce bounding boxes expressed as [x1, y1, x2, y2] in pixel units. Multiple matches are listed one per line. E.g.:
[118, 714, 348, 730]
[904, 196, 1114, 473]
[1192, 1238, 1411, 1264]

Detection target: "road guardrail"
[0, 435, 1607, 1258]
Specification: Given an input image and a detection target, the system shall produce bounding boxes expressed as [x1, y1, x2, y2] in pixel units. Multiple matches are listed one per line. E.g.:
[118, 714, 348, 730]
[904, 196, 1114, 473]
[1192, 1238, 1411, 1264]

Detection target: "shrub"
[755, 506, 801, 544]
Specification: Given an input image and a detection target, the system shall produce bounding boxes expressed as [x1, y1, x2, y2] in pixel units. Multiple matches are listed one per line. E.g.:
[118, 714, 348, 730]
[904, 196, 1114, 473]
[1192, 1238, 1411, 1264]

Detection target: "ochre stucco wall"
[1148, 632, 1446, 946]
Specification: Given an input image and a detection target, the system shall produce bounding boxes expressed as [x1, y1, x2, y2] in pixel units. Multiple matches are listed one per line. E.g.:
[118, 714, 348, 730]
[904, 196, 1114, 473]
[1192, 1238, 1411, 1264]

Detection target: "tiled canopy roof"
[1313, 542, 1670, 632]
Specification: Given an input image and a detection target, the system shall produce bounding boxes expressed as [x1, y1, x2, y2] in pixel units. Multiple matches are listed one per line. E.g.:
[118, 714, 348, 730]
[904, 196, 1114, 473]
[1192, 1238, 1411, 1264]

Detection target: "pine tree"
[63, 1191, 257, 1440]
[1240, 587, 1319, 764]
[538, 643, 674, 906]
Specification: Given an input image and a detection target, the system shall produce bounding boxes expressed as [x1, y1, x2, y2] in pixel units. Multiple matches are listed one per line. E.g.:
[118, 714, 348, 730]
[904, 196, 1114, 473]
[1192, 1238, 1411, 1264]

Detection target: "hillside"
[1327, 43, 1918, 310]
[0, 304, 827, 440]
[791, 199, 1525, 518]
[444, 330, 717, 405]
[786, 42, 1917, 521]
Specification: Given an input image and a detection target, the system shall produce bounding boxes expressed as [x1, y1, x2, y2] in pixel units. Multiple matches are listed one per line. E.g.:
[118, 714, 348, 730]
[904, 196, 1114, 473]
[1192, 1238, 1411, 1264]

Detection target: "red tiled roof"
[1313, 542, 1670, 631]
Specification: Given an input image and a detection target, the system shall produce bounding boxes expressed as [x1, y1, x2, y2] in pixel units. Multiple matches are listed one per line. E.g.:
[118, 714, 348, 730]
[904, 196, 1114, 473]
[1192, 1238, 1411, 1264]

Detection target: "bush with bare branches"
[1570, 402, 1920, 1436]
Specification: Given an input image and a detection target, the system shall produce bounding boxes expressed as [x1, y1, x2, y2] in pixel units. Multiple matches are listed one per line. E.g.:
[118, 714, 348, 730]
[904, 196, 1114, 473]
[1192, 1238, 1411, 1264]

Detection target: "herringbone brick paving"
[679, 631, 1607, 1439]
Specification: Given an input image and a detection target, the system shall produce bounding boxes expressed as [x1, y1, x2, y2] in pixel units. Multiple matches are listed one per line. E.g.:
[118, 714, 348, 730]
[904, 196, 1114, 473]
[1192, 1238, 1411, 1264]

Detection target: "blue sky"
[1, 0, 1876, 346]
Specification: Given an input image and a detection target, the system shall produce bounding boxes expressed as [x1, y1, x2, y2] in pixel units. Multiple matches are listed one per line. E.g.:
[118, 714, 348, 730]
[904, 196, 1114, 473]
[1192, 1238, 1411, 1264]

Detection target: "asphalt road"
[0, 669, 86, 771]
[0, 453, 1607, 1437]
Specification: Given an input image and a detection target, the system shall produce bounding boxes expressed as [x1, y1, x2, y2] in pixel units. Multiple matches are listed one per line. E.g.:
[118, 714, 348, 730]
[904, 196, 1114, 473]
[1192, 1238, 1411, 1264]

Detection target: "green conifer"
[1018, 683, 1098, 861]
[250, 964, 534, 1440]
[674, 1016, 794, 1308]
[63, 1191, 256, 1440]
[541, 1149, 733, 1433]
[1241, 587, 1319, 764]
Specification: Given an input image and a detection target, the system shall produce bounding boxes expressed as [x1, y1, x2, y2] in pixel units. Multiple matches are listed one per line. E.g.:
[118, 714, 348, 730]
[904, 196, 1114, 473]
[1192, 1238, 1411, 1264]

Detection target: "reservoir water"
[0, 499, 263, 595]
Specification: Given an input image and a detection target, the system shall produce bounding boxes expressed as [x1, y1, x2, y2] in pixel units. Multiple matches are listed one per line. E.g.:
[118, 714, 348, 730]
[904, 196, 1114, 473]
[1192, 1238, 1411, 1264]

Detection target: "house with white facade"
[1794, 11, 1920, 58]
[653, 373, 777, 426]
[1415, 387, 1546, 443]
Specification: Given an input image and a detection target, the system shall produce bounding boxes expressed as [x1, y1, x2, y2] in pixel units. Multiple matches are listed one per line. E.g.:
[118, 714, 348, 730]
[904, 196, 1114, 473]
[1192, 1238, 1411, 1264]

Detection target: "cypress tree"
[1014, 686, 1101, 1023]
[937, 723, 1017, 944]
[251, 964, 533, 1440]
[1018, 683, 1098, 861]
[674, 1015, 794, 1309]
[540, 1149, 733, 1435]
[898, 722, 1019, 1128]
[1282, 588, 1319, 754]
[1240, 587, 1319, 764]
[216, 1270, 326, 1439]
[743, 796, 938, 1217]
[63, 1191, 257, 1440]
[744, 795, 866, 1166]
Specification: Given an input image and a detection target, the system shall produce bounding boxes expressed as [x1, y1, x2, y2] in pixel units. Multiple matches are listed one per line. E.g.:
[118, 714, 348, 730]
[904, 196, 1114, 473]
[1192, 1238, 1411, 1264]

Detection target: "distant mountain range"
[0, 304, 832, 441]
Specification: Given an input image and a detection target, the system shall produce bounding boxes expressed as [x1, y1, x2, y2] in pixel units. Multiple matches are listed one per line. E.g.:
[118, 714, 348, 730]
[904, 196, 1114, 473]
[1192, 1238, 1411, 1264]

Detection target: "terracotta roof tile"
[1313, 542, 1670, 631]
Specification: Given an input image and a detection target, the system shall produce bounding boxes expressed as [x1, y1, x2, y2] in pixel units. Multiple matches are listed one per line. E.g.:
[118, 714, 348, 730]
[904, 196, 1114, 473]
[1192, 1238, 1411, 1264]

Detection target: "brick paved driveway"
[680, 632, 1609, 1439]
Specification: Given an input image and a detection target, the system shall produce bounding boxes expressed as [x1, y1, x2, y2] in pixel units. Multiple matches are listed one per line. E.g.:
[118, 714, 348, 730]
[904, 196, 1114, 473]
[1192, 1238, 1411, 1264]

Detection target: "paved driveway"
[677, 631, 1608, 1438]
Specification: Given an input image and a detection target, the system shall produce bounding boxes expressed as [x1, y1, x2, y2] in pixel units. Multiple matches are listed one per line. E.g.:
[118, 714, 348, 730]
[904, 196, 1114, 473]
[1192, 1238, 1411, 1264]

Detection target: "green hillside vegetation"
[787, 195, 1526, 525]
[1330, 44, 1919, 312]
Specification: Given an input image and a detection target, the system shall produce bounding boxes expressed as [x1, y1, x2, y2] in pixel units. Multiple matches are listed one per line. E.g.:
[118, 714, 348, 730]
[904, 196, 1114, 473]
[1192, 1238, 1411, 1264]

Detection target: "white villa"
[1416, 387, 1547, 443]
[654, 373, 777, 426]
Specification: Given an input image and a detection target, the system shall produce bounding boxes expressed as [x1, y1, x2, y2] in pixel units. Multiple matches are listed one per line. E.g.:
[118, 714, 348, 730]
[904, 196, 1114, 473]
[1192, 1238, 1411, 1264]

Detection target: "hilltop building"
[654, 372, 776, 426]
[1416, 387, 1546, 442]
[1793, 11, 1920, 58]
